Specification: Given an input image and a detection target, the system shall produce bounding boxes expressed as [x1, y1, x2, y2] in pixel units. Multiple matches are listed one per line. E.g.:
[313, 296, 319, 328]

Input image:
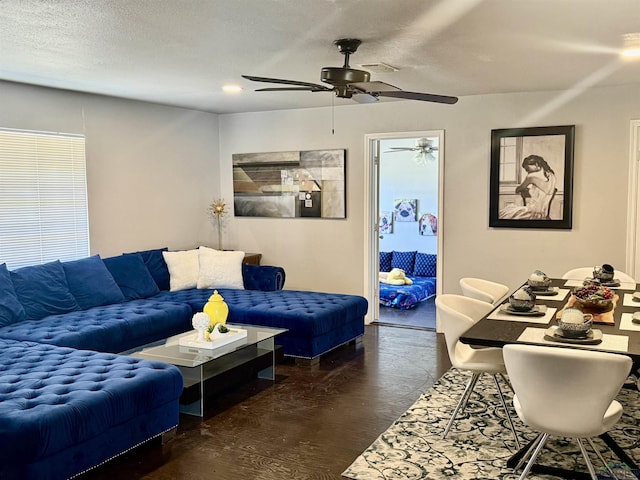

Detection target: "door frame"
[363, 130, 445, 330]
[625, 119, 640, 277]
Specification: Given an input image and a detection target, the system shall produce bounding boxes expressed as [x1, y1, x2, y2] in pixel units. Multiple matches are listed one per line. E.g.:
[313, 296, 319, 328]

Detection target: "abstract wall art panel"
[232, 149, 346, 218]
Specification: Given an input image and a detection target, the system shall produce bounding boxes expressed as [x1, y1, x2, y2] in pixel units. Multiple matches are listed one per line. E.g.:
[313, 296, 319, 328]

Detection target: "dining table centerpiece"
[573, 283, 614, 313]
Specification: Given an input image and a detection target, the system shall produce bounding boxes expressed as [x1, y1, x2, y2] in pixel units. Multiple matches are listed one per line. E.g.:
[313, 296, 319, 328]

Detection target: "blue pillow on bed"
[62, 255, 125, 310]
[11, 260, 79, 320]
[0, 263, 26, 327]
[379, 251, 392, 272]
[413, 253, 437, 277]
[103, 253, 160, 300]
[391, 251, 417, 274]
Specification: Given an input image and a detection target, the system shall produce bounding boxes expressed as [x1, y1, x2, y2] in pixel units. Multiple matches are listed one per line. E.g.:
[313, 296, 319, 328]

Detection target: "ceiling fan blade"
[256, 87, 330, 92]
[387, 147, 416, 152]
[376, 90, 458, 104]
[349, 81, 401, 93]
[242, 75, 332, 91]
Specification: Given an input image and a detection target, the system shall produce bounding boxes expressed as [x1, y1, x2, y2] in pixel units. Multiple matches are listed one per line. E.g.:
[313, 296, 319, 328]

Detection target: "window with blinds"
[0, 128, 89, 269]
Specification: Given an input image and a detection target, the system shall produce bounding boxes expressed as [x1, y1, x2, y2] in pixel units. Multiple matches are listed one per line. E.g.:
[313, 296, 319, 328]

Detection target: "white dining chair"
[503, 344, 632, 480]
[436, 294, 520, 448]
[562, 267, 636, 283]
[459, 277, 510, 305]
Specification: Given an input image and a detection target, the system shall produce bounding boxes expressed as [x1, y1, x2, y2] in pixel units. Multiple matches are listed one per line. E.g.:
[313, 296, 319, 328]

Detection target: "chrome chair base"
[513, 435, 622, 480]
[442, 371, 520, 449]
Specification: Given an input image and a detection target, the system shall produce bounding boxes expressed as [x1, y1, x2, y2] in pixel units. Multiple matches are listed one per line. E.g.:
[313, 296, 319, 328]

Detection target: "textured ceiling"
[1, 0, 640, 114]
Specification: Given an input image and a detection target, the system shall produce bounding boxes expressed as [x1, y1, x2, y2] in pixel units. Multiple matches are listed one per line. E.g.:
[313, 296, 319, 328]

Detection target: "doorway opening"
[363, 131, 444, 331]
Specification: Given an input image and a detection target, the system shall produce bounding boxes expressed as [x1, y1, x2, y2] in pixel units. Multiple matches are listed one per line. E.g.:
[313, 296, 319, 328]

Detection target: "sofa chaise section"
[152, 288, 368, 359]
[0, 338, 183, 480]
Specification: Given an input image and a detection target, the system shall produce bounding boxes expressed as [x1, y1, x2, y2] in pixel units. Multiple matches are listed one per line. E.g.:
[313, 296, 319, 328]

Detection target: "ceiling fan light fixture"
[414, 150, 436, 165]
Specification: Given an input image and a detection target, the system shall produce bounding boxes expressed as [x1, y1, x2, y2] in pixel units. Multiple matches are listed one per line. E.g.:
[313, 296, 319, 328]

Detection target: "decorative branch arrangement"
[208, 198, 228, 249]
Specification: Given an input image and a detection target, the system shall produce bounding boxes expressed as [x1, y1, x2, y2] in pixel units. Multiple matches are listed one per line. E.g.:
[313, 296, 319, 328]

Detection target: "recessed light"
[621, 33, 640, 58]
[222, 85, 243, 93]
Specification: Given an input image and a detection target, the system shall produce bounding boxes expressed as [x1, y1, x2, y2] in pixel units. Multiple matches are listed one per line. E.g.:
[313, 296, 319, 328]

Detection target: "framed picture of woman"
[489, 125, 575, 229]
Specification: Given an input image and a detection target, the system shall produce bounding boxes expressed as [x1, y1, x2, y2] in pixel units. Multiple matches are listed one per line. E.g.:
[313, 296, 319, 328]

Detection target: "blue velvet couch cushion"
[242, 264, 286, 291]
[0, 263, 26, 327]
[0, 338, 182, 480]
[62, 255, 126, 310]
[10, 260, 79, 320]
[0, 300, 192, 353]
[131, 247, 170, 291]
[379, 251, 392, 272]
[103, 253, 160, 300]
[413, 253, 437, 277]
[391, 251, 417, 273]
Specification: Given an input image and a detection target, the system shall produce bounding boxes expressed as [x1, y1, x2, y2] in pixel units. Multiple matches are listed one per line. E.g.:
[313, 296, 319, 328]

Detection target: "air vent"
[359, 63, 399, 73]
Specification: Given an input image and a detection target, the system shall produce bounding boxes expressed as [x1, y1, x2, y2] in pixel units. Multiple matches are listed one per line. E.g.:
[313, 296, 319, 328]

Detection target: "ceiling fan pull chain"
[332, 94, 335, 135]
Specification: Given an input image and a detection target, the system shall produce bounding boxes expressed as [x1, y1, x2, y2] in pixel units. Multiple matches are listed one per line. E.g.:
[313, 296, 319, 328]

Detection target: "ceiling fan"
[242, 38, 458, 105]
[386, 137, 439, 165]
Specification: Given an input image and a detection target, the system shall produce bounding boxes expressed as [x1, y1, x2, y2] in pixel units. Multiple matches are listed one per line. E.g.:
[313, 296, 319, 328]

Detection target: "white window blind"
[0, 128, 89, 269]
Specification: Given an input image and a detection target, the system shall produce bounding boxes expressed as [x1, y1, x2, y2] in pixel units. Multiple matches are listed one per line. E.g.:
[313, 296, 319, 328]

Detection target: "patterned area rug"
[342, 369, 640, 479]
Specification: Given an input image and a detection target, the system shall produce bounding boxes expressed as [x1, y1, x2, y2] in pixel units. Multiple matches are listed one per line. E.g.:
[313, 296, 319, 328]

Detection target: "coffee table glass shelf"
[131, 323, 287, 416]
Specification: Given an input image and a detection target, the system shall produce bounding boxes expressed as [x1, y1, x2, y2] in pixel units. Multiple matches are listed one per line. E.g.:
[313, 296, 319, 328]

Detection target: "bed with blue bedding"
[379, 251, 437, 310]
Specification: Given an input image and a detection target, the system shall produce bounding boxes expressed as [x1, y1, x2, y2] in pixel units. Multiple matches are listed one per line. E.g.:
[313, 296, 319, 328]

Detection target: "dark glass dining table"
[460, 278, 640, 362]
[459, 277, 640, 480]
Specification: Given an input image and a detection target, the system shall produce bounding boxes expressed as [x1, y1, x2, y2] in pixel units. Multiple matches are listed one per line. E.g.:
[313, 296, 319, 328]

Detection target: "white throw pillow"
[197, 247, 245, 290]
[163, 249, 200, 291]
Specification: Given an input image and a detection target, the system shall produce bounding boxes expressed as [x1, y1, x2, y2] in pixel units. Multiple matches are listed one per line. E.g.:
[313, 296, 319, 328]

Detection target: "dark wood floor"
[80, 325, 451, 480]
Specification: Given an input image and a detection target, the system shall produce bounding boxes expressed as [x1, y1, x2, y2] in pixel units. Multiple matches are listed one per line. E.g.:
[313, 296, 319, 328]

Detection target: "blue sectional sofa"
[0, 247, 367, 479]
[0, 339, 183, 480]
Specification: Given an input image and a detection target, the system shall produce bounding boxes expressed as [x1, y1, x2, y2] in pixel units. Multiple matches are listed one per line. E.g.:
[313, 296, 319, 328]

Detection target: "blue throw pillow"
[132, 248, 170, 291]
[391, 251, 417, 274]
[0, 263, 26, 327]
[379, 251, 392, 272]
[11, 260, 79, 320]
[103, 253, 160, 300]
[62, 255, 125, 310]
[413, 253, 437, 277]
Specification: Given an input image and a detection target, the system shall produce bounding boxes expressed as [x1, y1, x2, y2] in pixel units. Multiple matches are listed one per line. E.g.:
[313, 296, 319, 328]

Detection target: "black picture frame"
[489, 125, 575, 229]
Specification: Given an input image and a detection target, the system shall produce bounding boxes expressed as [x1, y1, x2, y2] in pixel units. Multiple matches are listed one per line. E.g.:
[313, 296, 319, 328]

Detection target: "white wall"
[0, 80, 220, 257]
[2, 79, 638, 300]
[220, 84, 640, 296]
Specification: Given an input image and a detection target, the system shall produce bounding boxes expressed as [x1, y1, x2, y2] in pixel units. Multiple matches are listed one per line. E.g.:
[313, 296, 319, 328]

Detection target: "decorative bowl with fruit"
[573, 283, 614, 313]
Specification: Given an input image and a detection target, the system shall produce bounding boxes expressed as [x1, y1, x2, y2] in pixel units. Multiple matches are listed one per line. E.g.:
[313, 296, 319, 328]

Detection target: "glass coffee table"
[130, 323, 287, 416]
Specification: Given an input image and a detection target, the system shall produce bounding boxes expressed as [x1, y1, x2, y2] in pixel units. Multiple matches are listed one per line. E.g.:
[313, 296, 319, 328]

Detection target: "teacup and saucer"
[508, 286, 536, 312]
[593, 264, 615, 282]
[557, 308, 593, 339]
